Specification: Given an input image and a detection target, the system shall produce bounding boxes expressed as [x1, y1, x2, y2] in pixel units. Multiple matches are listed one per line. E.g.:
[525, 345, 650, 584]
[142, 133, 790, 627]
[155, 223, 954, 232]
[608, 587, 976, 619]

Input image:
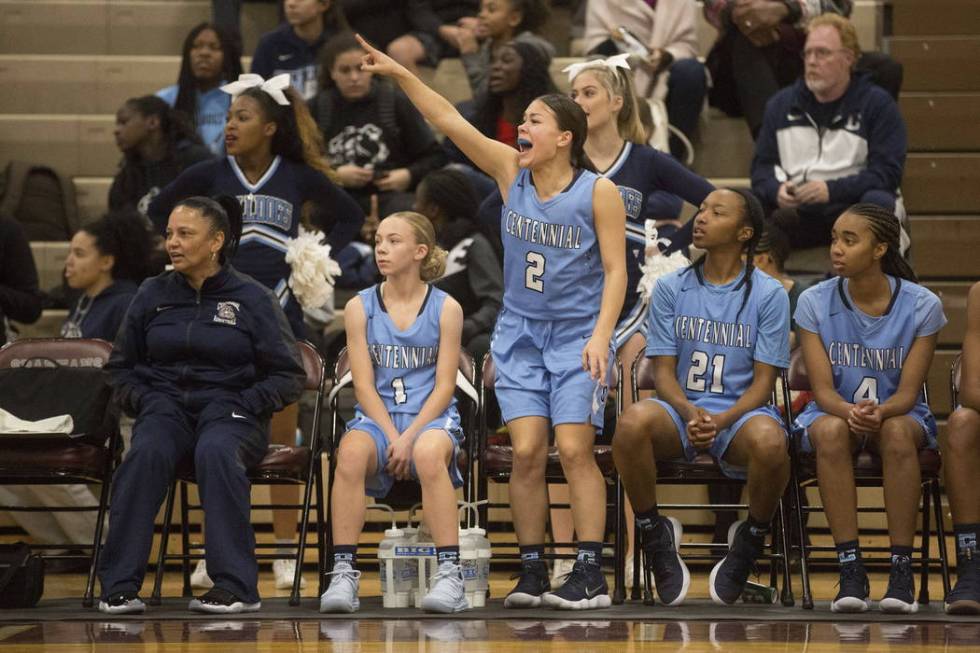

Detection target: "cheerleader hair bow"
[220, 73, 292, 106]
[561, 52, 632, 82]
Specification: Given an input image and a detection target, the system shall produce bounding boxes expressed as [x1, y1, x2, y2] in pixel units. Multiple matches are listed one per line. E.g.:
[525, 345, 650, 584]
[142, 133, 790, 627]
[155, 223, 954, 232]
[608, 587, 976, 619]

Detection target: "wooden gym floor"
[0, 569, 975, 652]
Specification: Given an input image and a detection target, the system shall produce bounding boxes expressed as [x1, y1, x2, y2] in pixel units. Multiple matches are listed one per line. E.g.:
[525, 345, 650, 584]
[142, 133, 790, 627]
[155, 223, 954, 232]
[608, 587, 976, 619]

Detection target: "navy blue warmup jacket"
[107, 264, 305, 419]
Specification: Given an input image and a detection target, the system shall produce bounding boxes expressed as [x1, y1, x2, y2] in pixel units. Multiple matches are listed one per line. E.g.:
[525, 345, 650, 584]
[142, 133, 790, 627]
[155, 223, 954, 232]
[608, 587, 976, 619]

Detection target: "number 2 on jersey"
[686, 351, 725, 394]
[525, 251, 545, 292]
[392, 377, 408, 405]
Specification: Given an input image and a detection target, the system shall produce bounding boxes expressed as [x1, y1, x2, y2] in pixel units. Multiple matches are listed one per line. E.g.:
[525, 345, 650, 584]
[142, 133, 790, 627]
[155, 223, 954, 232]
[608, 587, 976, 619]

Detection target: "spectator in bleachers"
[703, 0, 902, 140]
[0, 216, 42, 346]
[342, 1, 478, 77]
[61, 212, 154, 340]
[251, 0, 350, 100]
[444, 39, 556, 191]
[457, 0, 554, 96]
[583, 0, 707, 160]
[751, 14, 906, 253]
[109, 97, 213, 220]
[414, 167, 502, 365]
[311, 32, 447, 218]
[158, 23, 243, 156]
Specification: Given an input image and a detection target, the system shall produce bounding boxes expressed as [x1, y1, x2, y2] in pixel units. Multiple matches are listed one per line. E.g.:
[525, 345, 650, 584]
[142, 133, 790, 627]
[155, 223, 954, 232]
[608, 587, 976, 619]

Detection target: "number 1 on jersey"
[525, 251, 545, 292]
[392, 377, 408, 405]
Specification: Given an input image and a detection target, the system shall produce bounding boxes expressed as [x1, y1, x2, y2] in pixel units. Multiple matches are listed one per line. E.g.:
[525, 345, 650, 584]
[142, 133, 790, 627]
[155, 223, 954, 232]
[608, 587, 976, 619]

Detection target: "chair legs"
[919, 481, 932, 605]
[932, 477, 951, 599]
[776, 497, 794, 606]
[150, 480, 179, 605]
[612, 477, 626, 605]
[83, 458, 115, 608]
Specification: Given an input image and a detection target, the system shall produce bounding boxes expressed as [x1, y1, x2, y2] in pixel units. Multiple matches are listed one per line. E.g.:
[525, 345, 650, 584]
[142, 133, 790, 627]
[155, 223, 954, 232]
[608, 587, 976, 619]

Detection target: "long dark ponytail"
[535, 93, 597, 173]
[174, 195, 243, 264]
[845, 203, 918, 282]
[690, 187, 765, 318]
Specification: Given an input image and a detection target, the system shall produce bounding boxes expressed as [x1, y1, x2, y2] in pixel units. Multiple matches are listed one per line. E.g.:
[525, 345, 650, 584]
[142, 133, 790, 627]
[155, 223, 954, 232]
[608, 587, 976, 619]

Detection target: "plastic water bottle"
[472, 525, 491, 603]
[411, 520, 437, 608]
[378, 525, 411, 608]
[458, 527, 481, 607]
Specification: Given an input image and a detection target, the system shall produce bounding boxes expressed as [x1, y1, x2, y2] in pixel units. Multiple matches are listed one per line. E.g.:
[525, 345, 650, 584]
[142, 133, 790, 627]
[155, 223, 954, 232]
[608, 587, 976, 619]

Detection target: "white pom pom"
[284, 227, 342, 311]
[637, 221, 688, 302]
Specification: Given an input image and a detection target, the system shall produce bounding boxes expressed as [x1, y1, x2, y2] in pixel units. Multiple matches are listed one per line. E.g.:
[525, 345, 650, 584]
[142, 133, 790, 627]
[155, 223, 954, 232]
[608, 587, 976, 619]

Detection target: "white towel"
[0, 408, 74, 434]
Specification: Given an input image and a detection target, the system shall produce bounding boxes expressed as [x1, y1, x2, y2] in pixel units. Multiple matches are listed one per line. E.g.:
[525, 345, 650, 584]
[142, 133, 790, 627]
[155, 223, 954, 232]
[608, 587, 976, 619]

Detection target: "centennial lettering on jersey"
[504, 209, 583, 250]
[828, 342, 906, 371]
[674, 315, 753, 349]
[368, 344, 439, 369]
[238, 194, 294, 229]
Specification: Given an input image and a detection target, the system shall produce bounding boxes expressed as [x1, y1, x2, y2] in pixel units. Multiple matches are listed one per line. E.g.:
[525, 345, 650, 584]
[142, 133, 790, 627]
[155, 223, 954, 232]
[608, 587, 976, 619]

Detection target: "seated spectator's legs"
[98, 399, 196, 598]
[387, 34, 427, 77]
[665, 58, 707, 160]
[195, 408, 268, 604]
[856, 51, 904, 101]
[0, 485, 97, 547]
[731, 31, 801, 138]
[944, 407, 980, 612]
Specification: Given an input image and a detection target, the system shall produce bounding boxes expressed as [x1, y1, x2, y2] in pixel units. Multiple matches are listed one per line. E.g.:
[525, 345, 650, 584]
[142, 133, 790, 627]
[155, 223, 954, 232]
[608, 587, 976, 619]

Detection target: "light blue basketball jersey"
[359, 284, 454, 415]
[500, 168, 602, 319]
[646, 266, 791, 413]
[794, 276, 947, 407]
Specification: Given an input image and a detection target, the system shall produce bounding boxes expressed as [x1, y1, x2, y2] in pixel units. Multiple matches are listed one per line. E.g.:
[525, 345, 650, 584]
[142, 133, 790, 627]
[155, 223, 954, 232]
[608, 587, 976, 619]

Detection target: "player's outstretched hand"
[356, 33, 408, 80]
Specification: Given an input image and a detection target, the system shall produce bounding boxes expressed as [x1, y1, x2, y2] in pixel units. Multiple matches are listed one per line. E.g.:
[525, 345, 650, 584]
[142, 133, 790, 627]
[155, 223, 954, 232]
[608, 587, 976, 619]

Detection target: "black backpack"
[0, 161, 79, 241]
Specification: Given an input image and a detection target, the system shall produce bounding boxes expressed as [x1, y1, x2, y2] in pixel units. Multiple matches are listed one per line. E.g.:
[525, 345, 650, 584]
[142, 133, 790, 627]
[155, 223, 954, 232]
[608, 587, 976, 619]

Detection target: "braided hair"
[843, 203, 918, 282]
[690, 188, 765, 318]
[174, 195, 243, 265]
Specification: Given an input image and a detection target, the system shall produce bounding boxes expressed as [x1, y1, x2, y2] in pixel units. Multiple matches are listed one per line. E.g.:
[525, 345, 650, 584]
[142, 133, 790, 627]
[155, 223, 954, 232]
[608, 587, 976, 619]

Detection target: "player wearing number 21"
[613, 188, 791, 608]
[354, 32, 628, 610]
[793, 204, 946, 614]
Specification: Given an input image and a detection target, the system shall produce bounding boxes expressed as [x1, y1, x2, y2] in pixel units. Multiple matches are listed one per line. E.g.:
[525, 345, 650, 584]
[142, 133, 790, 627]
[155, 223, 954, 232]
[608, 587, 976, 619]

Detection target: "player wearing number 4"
[613, 188, 791, 608]
[354, 33, 628, 610]
[320, 211, 469, 614]
[794, 204, 946, 614]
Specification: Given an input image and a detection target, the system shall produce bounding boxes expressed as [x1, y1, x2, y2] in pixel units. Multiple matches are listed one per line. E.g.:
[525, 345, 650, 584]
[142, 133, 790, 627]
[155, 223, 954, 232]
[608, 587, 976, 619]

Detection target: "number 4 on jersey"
[852, 376, 878, 404]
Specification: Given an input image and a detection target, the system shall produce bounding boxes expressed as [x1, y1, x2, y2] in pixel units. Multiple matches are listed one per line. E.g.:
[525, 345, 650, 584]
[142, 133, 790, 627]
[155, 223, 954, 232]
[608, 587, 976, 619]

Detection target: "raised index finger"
[355, 33, 380, 55]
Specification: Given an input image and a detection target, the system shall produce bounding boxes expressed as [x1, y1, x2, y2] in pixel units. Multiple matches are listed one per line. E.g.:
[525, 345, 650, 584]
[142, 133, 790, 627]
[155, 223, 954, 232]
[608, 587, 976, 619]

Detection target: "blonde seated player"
[319, 212, 468, 614]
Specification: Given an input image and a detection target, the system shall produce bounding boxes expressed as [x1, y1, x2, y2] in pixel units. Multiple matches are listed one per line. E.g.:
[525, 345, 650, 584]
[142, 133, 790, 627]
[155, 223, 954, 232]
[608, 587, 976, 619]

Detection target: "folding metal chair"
[476, 354, 628, 604]
[150, 340, 328, 606]
[628, 351, 795, 606]
[785, 348, 951, 609]
[0, 338, 120, 607]
[323, 347, 479, 579]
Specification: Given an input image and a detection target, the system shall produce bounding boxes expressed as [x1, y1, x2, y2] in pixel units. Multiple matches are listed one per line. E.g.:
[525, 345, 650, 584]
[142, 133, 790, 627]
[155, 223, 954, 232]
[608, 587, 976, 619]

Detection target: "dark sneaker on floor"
[98, 591, 145, 615]
[503, 560, 551, 608]
[879, 555, 918, 614]
[642, 516, 690, 606]
[709, 520, 762, 605]
[831, 560, 870, 613]
[946, 559, 980, 615]
[188, 588, 261, 614]
[541, 561, 611, 610]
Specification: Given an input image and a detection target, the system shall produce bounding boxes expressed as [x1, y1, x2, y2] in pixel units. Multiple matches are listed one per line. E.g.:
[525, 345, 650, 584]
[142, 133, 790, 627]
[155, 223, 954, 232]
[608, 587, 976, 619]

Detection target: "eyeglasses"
[801, 47, 848, 61]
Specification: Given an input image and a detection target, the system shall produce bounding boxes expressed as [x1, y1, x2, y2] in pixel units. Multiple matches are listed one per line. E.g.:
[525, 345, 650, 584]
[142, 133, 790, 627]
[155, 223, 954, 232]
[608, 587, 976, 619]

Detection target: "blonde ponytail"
[386, 211, 447, 281]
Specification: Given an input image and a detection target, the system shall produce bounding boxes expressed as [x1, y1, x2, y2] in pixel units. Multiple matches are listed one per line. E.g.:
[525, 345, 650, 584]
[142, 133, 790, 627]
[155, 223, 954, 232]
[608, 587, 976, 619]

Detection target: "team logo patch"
[213, 301, 241, 326]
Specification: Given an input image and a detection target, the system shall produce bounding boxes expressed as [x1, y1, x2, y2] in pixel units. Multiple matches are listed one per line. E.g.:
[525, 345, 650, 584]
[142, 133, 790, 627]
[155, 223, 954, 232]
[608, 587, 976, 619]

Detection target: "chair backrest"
[295, 340, 326, 392]
[951, 354, 962, 409]
[787, 348, 811, 392]
[632, 350, 657, 400]
[0, 337, 112, 369]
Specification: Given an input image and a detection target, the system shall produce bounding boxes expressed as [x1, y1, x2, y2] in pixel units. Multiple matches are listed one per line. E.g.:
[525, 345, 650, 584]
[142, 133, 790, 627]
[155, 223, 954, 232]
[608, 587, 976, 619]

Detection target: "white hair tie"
[561, 53, 632, 82]
[220, 73, 292, 106]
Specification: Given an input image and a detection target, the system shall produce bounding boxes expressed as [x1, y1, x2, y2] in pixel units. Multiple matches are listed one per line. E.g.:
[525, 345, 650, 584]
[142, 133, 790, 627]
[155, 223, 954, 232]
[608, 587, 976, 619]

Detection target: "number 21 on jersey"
[686, 351, 725, 394]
